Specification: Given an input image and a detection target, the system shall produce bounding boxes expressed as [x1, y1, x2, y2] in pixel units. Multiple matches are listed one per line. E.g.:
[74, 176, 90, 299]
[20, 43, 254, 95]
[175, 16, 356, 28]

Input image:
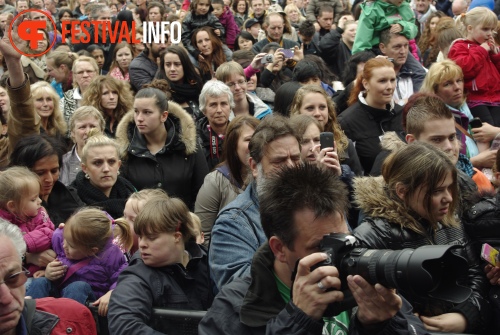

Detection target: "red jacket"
[218, 6, 240, 49]
[448, 39, 500, 103]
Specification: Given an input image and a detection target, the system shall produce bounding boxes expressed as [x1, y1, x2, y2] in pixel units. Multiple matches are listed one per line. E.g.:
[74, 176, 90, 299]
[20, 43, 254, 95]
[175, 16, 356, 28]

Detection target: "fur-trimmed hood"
[380, 131, 406, 152]
[354, 176, 424, 231]
[116, 100, 197, 157]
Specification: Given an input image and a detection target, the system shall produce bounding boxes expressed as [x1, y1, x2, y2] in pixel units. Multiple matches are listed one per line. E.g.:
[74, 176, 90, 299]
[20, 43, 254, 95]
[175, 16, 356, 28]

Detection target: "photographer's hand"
[348, 275, 402, 325]
[292, 253, 344, 320]
[419, 313, 467, 333]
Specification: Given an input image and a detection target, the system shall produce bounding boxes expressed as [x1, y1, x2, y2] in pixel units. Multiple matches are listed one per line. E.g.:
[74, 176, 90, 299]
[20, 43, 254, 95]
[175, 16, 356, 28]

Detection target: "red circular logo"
[8, 9, 57, 57]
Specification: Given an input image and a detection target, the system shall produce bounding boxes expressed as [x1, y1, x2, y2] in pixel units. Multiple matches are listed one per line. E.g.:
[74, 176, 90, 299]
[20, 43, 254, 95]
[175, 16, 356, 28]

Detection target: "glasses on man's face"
[0, 268, 30, 289]
[226, 79, 247, 88]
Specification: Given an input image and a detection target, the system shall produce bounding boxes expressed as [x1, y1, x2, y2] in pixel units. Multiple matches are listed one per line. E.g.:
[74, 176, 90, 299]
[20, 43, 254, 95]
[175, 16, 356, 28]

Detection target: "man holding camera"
[199, 163, 429, 335]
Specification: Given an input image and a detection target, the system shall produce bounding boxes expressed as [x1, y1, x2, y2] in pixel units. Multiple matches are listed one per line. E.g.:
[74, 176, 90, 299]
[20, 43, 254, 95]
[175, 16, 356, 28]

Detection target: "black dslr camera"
[297, 233, 473, 317]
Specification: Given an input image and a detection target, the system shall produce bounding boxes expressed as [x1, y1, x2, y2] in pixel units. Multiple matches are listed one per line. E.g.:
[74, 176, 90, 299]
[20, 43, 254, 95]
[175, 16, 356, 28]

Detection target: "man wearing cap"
[252, 12, 299, 53]
[245, 18, 261, 39]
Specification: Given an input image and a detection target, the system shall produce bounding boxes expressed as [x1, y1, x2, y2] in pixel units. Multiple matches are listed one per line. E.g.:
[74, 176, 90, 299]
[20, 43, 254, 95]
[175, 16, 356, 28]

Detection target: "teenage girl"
[448, 7, 500, 127]
[181, 0, 226, 61]
[0, 166, 55, 277]
[27, 208, 132, 316]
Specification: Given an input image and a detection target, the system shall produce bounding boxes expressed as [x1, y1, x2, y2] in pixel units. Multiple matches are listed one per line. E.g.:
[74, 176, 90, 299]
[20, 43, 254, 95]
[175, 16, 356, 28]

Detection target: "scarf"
[109, 66, 130, 82]
[169, 81, 201, 104]
[71, 172, 136, 218]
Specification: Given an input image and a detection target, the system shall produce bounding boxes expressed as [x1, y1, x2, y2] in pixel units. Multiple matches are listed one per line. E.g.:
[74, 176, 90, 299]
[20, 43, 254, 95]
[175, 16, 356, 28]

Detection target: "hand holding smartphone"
[481, 243, 499, 266]
[320, 132, 334, 150]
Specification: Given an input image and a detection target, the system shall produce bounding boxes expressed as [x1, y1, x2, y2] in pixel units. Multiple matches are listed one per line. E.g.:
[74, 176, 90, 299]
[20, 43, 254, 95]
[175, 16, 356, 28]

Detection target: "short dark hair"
[10, 134, 64, 170]
[259, 163, 349, 249]
[379, 28, 407, 46]
[212, 0, 224, 5]
[298, 20, 315, 38]
[403, 93, 453, 137]
[273, 81, 302, 117]
[249, 115, 299, 164]
[292, 60, 320, 82]
[316, 4, 333, 17]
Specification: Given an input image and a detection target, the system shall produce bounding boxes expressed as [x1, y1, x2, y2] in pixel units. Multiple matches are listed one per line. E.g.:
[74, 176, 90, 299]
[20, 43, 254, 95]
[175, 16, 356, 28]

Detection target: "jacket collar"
[357, 93, 396, 119]
[240, 242, 286, 327]
[116, 100, 198, 158]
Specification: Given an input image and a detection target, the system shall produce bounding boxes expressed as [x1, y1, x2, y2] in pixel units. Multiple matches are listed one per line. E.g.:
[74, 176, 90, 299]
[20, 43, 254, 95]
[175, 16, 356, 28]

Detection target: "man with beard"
[129, 31, 168, 91]
[209, 115, 301, 291]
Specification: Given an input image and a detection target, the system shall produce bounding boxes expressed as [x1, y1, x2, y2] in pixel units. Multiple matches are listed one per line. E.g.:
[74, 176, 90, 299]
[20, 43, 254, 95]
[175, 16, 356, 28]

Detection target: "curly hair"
[191, 27, 227, 76]
[417, 11, 446, 68]
[82, 76, 134, 127]
[289, 85, 348, 156]
[31, 81, 67, 137]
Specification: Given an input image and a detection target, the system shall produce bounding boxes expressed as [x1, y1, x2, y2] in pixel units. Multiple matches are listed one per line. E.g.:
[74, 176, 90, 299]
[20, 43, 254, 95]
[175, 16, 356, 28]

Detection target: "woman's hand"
[214, 29, 221, 36]
[197, 54, 205, 62]
[292, 43, 304, 62]
[44, 259, 67, 281]
[471, 122, 500, 143]
[250, 53, 267, 70]
[469, 149, 497, 168]
[92, 290, 113, 316]
[26, 249, 57, 267]
[314, 144, 341, 176]
[419, 313, 467, 333]
[485, 264, 500, 285]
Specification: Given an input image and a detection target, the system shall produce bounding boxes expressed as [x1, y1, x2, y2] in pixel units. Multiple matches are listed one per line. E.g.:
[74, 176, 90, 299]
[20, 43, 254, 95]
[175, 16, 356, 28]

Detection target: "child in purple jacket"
[212, 0, 240, 49]
[27, 208, 132, 316]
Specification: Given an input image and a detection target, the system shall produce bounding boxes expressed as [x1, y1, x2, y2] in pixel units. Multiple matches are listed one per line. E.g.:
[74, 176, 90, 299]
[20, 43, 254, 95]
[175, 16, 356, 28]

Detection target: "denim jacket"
[209, 181, 267, 291]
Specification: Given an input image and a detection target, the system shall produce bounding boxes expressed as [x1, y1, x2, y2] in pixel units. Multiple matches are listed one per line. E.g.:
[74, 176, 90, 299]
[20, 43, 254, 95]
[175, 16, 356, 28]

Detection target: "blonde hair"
[31, 81, 67, 137]
[65, 207, 133, 254]
[126, 189, 169, 215]
[456, 7, 498, 36]
[289, 85, 348, 155]
[420, 60, 465, 105]
[134, 196, 197, 243]
[72, 56, 99, 88]
[81, 129, 121, 164]
[0, 167, 40, 214]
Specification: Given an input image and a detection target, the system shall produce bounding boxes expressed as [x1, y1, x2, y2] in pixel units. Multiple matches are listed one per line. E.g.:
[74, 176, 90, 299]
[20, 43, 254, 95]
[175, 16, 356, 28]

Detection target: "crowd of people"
[2, 0, 500, 333]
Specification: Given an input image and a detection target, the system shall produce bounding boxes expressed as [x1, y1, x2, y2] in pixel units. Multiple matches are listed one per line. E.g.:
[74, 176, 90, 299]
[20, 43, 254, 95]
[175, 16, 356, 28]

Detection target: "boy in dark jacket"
[212, 0, 240, 49]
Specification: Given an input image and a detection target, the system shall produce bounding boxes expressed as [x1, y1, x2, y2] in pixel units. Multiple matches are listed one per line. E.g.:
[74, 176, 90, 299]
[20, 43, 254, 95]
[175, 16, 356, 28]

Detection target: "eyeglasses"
[0, 268, 30, 289]
[226, 79, 247, 88]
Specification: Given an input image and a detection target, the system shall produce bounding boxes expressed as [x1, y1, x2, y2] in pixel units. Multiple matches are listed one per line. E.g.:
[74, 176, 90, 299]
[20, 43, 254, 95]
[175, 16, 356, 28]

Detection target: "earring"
[85, 173, 90, 179]
[117, 171, 120, 175]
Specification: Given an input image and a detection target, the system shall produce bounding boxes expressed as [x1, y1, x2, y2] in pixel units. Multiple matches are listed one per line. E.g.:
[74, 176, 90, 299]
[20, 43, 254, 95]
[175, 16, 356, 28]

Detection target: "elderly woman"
[338, 58, 403, 175]
[82, 76, 134, 137]
[60, 106, 106, 186]
[60, 56, 99, 125]
[215, 61, 272, 120]
[194, 115, 259, 246]
[116, 80, 209, 210]
[421, 60, 499, 174]
[196, 81, 234, 171]
[71, 132, 136, 218]
[155, 46, 204, 119]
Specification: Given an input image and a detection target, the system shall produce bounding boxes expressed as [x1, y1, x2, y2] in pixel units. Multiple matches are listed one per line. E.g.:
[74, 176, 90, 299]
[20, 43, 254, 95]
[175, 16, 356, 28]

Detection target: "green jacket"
[352, 0, 417, 54]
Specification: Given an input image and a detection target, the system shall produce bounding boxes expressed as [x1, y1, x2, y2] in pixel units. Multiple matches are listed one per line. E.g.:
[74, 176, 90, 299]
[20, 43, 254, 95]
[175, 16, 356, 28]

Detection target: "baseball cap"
[245, 18, 260, 29]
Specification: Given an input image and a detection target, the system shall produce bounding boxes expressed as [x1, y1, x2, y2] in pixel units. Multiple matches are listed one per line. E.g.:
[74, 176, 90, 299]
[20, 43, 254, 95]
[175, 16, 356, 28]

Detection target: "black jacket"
[108, 241, 214, 334]
[353, 176, 491, 334]
[196, 117, 225, 172]
[199, 242, 431, 335]
[43, 181, 84, 225]
[181, 11, 225, 59]
[319, 27, 352, 78]
[252, 37, 299, 54]
[338, 98, 403, 175]
[116, 101, 209, 210]
[129, 50, 158, 92]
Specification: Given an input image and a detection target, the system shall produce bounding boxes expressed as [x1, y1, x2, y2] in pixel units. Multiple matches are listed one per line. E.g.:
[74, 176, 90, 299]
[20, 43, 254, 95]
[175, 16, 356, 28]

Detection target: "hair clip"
[175, 222, 181, 232]
[104, 211, 115, 224]
[460, 13, 466, 18]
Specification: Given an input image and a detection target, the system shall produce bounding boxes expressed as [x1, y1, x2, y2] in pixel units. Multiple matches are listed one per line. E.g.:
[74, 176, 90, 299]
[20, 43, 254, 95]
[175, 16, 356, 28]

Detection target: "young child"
[27, 208, 132, 316]
[352, 0, 418, 56]
[189, 212, 205, 244]
[181, 0, 226, 61]
[0, 167, 55, 277]
[212, 0, 240, 50]
[448, 7, 500, 128]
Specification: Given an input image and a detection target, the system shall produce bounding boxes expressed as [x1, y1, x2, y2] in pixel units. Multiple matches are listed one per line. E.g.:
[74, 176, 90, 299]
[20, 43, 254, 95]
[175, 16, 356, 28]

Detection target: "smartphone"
[282, 49, 294, 58]
[320, 132, 334, 150]
[481, 243, 499, 266]
[470, 117, 483, 129]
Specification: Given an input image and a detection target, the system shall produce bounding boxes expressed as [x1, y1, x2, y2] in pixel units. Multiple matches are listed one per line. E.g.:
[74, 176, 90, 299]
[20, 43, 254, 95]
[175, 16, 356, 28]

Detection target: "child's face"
[22, 185, 42, 218]
[247, 23, 260, 38]
[196, 0, 211, 15]
[212, 3, 224, 17]
[138, 231, 182, 267]
[63, 229, 90, 261]
[467, 24, 495, 44]
[123, 199, 140, 253]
